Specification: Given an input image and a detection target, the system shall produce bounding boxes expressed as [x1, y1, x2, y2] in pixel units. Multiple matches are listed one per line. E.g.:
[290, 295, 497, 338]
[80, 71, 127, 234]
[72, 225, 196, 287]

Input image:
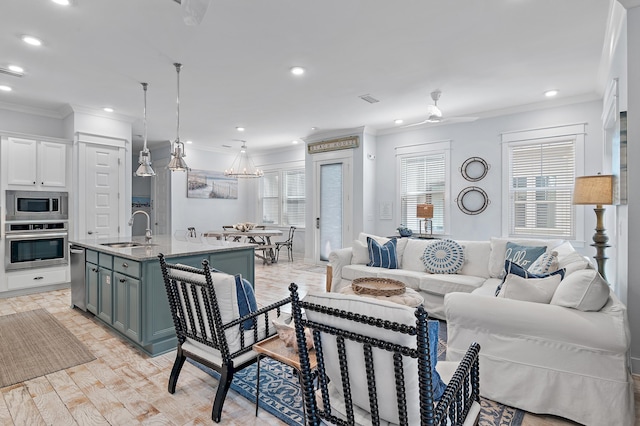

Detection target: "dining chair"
[289, 284, 481, 426]
[159, 254, 291, 423]
[275, 226, 296, 262]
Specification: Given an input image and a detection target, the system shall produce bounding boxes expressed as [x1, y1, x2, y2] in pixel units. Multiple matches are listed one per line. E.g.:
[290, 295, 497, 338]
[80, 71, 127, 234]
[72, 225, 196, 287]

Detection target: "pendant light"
[224, 140, 264, 178]
[134, 83, 156, 177]
[168, 62, 190, 172]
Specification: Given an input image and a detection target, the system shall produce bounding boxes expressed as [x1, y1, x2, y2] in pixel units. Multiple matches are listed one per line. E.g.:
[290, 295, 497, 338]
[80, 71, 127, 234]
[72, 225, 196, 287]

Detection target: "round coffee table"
[339, 282, 424, 308]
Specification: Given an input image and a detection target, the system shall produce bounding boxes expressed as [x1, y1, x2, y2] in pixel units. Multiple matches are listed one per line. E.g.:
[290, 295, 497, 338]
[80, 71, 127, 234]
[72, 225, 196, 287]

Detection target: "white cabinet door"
[6, 137, 67, 188]
[6, 137, 37, 186]
[84, 144, 121, 240]
[38, 141, 67, 187]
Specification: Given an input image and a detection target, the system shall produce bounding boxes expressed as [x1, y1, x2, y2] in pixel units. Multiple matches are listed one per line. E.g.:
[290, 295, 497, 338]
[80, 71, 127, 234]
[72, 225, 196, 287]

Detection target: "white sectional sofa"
[328, 233, 635, 425]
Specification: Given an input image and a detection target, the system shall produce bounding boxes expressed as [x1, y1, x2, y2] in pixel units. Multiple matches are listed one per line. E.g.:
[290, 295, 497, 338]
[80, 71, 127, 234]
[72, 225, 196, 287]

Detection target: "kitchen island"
[69, 235, 256, 356]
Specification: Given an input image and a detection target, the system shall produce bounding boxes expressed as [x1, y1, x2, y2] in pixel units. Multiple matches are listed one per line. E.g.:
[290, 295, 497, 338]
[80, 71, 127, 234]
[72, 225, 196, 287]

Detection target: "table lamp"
[416, 203, 434, 236]
[572, 174, 615, 280]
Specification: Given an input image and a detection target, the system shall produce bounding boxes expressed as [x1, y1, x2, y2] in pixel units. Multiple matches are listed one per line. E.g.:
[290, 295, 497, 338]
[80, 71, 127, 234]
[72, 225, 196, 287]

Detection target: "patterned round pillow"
[422, 239, 465, 274]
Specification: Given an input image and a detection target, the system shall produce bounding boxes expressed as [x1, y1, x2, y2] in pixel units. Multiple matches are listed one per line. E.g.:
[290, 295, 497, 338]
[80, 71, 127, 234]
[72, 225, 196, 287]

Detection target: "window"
[261, 168, 305, 227]
[506, 139, 576, 238]
[399, 152, 446, 234]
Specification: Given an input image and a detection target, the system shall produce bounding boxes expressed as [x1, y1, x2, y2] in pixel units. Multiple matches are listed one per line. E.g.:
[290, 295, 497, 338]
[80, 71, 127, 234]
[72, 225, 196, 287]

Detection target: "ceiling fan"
[402, 90, 478, 128]
[172, 0, 211, 26]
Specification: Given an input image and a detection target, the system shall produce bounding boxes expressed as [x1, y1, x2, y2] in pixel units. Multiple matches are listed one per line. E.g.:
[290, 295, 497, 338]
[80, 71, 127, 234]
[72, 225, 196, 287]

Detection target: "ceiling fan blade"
[440, 116, 479, 123]
[400, 119, 430, 128]
[181, 0, 210, 26]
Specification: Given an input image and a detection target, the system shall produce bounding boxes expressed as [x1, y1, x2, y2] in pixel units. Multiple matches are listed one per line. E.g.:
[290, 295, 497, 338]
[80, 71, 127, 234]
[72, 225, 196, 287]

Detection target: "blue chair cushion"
[235, 275, 258, 329]
[428, 320, 447, 400]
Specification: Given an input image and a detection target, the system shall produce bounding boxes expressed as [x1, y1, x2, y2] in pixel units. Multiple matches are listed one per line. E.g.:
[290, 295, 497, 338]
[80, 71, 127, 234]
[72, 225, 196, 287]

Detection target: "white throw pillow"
[456, 240, 491, 278]
[487, 237, 564, 278]
[550, 269, 610, 311]
[497, 273, 562, 304]
[528, 251, 559, 275]
[557, 251, 591, 276]
[402, 239, 436, 272]
[351, 240, 370, 265]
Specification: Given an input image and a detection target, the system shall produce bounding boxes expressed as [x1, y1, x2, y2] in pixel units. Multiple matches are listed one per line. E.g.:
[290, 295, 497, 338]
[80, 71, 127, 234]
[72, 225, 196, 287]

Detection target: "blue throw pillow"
[235, 275, 258, 329]
[428, 320, 447, 400]
[367, 237, 398, 269]
[504, 242, 547, 270]
[495, 260, 566, 296]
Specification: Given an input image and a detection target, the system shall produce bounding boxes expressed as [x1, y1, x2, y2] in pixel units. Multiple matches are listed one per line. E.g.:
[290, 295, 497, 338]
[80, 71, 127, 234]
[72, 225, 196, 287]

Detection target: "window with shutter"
[261, 168, 305, 227]
[507, 139, 576, 238]
[400, 152, 446, 234]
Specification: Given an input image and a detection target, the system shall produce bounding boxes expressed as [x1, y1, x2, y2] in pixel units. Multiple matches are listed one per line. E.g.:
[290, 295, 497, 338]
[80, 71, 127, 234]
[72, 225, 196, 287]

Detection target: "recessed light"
[0, 85, 12, 92]
[236, 127, 245, 132]
[394, 119, 404, 125]
[544, 89, 559, 97]
[51, 0, 70, 5]
[310, 127, 317, 131]
[292, 140, 299, 144]
[22, 35, 42, 46]
[103, 107, 114, 113]
[290, 66, 305, 76]
[186, 140, 193, 144]
[8, 65, 24, 74]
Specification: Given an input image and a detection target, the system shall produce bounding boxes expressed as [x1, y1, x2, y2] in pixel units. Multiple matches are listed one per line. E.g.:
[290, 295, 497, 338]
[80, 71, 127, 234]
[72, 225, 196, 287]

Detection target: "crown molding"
[619, 0, 640, 9]
[68, 103, 136, 123]
[0, 100, 69, 119]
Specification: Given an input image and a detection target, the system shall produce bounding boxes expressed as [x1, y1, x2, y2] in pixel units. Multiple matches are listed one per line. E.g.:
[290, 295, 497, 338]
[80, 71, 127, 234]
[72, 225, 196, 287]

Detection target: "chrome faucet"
[129, 210, 152, 243]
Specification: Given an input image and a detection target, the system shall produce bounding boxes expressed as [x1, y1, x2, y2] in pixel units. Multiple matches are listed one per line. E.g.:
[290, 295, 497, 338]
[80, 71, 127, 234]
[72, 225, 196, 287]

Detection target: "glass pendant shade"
[168, 63, 190, 172]
[224, 141, 263, 178]
[134, 82, 156, 177]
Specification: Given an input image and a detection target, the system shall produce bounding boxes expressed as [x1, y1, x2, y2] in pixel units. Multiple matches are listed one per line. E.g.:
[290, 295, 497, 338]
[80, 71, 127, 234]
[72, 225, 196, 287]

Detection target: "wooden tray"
[352, 277, 406, 296]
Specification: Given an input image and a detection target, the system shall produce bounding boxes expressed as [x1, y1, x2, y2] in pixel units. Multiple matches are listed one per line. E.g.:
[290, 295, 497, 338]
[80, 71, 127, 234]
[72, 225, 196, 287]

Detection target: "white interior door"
[314, 157, 352, 263]
[151, 157, 171, 236]
[84, 144, 121, 240]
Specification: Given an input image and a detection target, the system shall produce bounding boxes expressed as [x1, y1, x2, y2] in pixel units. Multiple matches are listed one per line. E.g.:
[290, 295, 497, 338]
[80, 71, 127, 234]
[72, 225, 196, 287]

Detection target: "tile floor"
[0, 259, 636, 425]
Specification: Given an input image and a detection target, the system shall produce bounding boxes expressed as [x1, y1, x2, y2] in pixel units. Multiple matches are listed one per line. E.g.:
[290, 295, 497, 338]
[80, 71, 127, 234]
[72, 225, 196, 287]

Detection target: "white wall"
[374, 101, 603, 250]
[0, 109, 65, 138]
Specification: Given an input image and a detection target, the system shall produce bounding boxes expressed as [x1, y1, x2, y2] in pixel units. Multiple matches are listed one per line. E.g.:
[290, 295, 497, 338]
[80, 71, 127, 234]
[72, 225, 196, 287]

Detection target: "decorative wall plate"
[456, 186, 490, 215]
[460, 157, 489, 182]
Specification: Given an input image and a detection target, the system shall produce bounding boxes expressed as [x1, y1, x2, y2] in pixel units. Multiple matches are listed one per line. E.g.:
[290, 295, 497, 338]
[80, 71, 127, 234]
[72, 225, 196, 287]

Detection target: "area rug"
[0, 309, 95, 388]
[189, 323, 525, 426]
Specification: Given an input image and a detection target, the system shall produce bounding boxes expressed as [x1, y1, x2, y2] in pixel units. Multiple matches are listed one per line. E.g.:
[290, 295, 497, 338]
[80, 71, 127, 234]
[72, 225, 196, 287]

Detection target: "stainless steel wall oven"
[5, 222, 69, 271]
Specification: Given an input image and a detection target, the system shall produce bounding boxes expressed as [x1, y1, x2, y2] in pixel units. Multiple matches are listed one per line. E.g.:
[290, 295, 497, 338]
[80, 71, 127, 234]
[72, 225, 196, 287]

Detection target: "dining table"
[220, 229, 283, 264]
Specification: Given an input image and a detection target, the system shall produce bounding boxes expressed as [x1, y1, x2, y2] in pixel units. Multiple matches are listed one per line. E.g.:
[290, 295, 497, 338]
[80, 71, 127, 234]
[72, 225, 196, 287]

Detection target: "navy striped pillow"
[366, 237, 398, 269]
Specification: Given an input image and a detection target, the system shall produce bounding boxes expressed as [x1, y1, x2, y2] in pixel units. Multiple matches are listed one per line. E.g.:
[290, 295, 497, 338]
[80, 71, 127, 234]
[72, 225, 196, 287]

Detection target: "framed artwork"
[187, 169, 238, 199]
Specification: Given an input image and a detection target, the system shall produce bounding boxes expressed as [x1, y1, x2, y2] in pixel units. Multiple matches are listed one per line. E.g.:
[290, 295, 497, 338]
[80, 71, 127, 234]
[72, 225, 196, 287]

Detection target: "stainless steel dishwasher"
[69, 244, 86, 311]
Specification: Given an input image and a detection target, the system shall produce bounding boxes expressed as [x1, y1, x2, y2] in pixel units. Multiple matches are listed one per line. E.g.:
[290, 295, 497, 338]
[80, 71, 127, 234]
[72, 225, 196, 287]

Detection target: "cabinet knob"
[88, 231, 94, 235]
[92, 268, 98, 272]
[33, 181, 36, 184]
[119, 278, 126, 283]
[33, 276, 44, 280]
[122, 262, 128, 268]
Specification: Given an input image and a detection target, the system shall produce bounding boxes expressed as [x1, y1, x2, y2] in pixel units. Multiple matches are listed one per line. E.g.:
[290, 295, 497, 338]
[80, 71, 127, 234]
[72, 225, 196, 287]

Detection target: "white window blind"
[508, 139, 575, 238]
[262, 171, 279, 225]
[283, 169, 305, 227]
[261, 168, 305, 227]
[400, 153, 445, 233]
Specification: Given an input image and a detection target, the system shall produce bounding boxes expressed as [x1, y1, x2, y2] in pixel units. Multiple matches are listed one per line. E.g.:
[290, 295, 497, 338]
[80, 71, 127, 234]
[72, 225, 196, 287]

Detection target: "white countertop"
[69, 235, 256, 261]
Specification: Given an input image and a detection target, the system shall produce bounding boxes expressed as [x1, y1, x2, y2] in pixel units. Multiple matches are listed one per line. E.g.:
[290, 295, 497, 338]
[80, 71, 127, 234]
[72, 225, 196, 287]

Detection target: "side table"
[253, 335, 317, 419]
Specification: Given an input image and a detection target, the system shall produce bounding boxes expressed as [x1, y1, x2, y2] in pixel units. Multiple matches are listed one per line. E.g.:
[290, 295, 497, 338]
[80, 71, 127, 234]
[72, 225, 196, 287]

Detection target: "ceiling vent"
[359, 94, 380, 104]
[0, 68, 23, 78]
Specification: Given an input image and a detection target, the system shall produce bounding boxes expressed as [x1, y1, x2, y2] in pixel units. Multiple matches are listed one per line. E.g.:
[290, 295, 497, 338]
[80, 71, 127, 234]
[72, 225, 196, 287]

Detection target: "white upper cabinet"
[6, 137, 68, 188]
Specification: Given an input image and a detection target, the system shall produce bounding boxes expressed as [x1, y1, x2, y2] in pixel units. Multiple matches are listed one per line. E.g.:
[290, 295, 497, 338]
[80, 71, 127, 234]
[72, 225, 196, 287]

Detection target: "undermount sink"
[100, 242, 156, 248]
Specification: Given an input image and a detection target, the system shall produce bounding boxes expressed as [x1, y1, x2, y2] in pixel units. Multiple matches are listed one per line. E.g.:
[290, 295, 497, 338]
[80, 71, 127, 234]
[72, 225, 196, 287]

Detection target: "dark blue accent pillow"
[366, 237, 398, 269]
[495, 260, 566, 296]
[235, 275, 258, 329]
[504, 242, 547, 270]
[428, 320, 447, 400]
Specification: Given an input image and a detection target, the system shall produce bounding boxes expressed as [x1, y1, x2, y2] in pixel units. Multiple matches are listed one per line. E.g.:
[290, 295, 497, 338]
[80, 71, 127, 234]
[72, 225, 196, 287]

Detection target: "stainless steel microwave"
[5, 190, 69, 221]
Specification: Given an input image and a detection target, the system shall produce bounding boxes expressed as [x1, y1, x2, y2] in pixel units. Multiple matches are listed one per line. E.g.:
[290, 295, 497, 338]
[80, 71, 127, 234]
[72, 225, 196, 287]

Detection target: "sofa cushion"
[497, 273, 562, 304]
[528, 250, 559, 275]
[557, 250, 591, 276]
[457, 240, 491, 278]
[488, 237, 564, 278]
[550, 269, 610, 311]
[342, 264, 386, 281]
[352, 240, 370, 265]
[402, 239, 436, 272]
[376, 269, 427, 291]
[367, 237, 398, 269]
[495, 260, 566, 295]
[421, 239, 465, 274]
[418, 274, 486, 296]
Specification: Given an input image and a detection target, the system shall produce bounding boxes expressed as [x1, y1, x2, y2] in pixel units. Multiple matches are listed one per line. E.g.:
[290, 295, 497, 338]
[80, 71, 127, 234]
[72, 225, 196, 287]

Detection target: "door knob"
[87, 230, 94, 235]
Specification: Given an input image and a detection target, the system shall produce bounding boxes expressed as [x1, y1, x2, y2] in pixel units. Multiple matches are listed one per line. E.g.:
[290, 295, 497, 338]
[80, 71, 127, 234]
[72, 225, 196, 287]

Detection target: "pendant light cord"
[174, 63, 182, 144]
[142, 82, 148, 151]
